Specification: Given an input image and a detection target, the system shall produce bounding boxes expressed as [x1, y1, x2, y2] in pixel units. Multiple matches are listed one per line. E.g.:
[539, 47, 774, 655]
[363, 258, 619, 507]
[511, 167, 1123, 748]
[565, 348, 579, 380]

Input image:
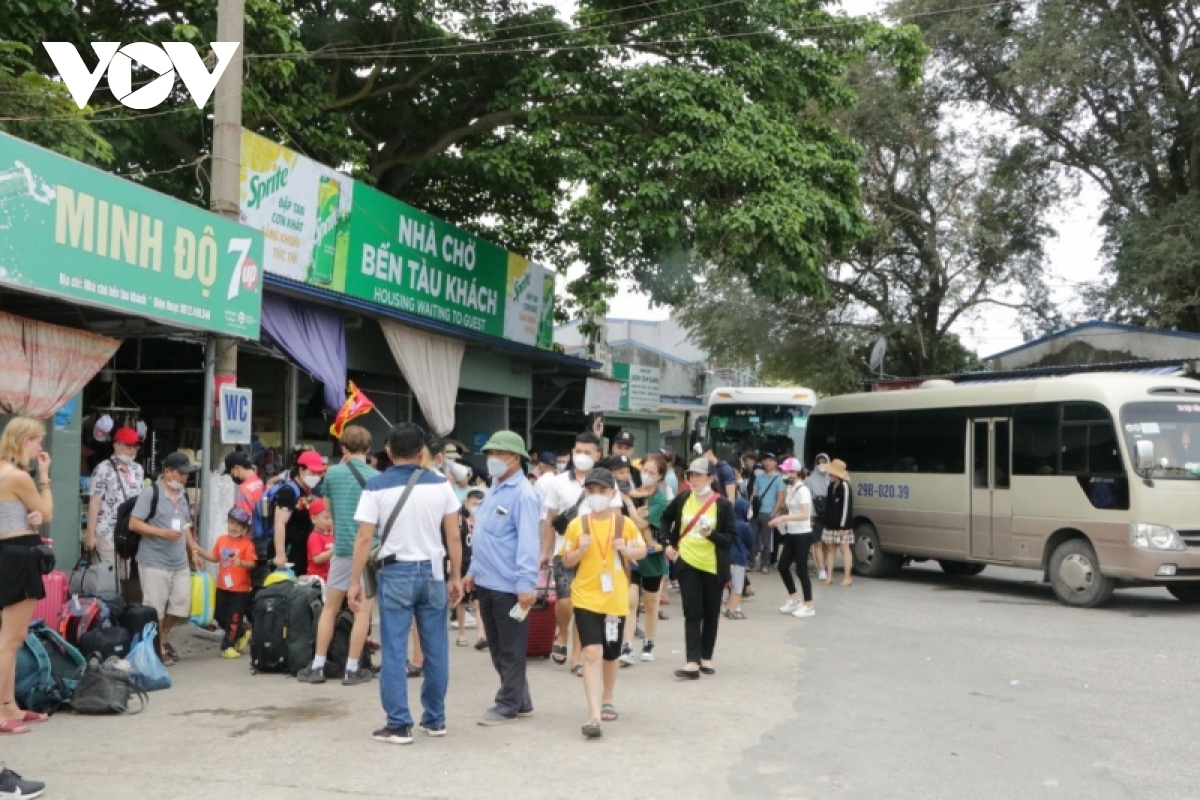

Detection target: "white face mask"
[691, 480, 712, 497]
[303, 475, 321, 488]
[116, 454, 134, 465]
[641, 473, 659, 487]
[166, 479, 185, 491]
[486, 457, 510, 479]
[450, 461, 469, 482]
[572, 454, 595, 473]
[817, 464, 827, 474]
[556, 462, 568, 473]
[585, 494, 610, 513]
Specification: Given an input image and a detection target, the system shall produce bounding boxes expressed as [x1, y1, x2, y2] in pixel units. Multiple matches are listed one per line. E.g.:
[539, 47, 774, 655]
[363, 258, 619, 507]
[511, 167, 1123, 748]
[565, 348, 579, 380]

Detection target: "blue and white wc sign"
[219, 385, 253, 445]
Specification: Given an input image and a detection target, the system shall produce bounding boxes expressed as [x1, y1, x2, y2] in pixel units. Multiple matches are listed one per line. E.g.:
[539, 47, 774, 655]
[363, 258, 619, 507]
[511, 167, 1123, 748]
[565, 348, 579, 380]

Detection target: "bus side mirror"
[1135, 439, 1155, 473]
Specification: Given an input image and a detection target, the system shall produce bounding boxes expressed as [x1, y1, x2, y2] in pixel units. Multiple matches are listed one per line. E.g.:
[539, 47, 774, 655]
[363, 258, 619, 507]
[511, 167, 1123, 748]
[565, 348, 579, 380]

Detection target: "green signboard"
[613, 362, 662, 413]
[0, 133, 264, 338]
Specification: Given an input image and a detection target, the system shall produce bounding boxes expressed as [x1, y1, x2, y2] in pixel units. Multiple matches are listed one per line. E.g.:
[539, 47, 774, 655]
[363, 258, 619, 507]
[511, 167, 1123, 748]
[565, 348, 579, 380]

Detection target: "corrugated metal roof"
[869, 360, 1188, 389]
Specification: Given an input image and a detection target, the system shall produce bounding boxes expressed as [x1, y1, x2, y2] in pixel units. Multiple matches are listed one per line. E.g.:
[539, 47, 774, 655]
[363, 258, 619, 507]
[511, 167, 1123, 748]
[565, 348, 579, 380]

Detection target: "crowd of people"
[0, 415, 858, 794]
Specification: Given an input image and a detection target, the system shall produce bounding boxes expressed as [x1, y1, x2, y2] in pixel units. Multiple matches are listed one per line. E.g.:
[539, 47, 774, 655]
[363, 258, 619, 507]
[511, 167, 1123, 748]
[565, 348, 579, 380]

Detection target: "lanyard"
[591, 516, 615, 569]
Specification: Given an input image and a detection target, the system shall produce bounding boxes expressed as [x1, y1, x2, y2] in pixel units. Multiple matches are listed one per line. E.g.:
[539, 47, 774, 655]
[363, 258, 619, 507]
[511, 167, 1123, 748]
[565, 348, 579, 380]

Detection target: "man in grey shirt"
[130, 452, 200, 666]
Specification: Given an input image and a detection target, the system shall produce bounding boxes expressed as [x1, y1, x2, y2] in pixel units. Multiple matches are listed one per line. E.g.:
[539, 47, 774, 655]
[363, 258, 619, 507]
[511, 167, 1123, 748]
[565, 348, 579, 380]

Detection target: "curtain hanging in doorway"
[261, 293, 347, 414]
[379, 321, 464, 436]
[0, 311, 120, 419]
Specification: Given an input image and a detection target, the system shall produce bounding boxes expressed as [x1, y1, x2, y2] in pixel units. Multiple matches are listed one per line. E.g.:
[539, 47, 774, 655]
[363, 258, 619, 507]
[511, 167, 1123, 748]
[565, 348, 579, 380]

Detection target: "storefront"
[0, 132, 265, 564]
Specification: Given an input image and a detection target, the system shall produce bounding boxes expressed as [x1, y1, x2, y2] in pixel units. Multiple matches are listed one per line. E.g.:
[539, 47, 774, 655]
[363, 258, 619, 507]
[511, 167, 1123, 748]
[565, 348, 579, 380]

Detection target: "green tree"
[889, 0, 1200, 330]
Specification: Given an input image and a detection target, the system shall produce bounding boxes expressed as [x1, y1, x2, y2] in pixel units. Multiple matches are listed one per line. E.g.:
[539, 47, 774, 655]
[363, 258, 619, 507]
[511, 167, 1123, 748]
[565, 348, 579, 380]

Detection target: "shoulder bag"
[363, 468, 423, 599]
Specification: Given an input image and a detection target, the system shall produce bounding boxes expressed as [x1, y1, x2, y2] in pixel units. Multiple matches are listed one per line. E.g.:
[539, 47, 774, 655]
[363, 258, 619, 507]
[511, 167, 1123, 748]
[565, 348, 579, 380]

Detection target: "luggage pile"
[250, 571, 371, 677]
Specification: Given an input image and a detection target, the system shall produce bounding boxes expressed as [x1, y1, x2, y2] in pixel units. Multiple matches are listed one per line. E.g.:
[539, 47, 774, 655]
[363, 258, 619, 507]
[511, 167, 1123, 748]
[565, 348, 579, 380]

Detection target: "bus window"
[1061, 403, 1123, 475]
[973, 421, 989, 488]
[894, 409, 967, 474]
[1013, 403, 1058, 475]
[838, 412, 894, 472]
[994, 420, 1010, 488]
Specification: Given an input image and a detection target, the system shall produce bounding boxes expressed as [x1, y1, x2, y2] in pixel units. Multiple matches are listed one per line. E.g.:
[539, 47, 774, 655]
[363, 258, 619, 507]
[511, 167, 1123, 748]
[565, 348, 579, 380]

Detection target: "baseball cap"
[761, 452, 778, 462]
[93, 414, 114, 442]
[112, 427, 139, 446]
[224, 451, 254, 474]
[297, 451, 327, 473]
[538, 450, 556, 466]
[162, 452, 198, 474]
[443, 443, 463, 461]
[608, 454, 632, 471]
[779, 457, 801, 473]
[686, 457, 711, 476]
[308, 498, 328, 516]
[583, 467, 616, 490]
[227, 507, 252, 526]
[613, 431, 635, 446]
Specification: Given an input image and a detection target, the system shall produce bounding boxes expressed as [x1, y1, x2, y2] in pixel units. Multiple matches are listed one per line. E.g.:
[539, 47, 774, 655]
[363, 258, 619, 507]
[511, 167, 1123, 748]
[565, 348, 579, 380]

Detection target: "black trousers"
[677, 561, 722, 664]
[214, 589, 250, 649]
[778, 534, 813, 602]
[477, 586, 532, 718]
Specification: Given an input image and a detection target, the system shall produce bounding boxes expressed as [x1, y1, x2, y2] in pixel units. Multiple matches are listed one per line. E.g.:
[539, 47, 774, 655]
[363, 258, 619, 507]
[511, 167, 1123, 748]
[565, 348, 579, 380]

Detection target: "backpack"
[15, 621, 86, 714]
[114, 483, 158, 560]
[58, 596, 103, 647]
[324, 605, 374, 679]
[250, 583, 293, 674]
[251, 480, 300, 557]
[285, 581, 324, 676]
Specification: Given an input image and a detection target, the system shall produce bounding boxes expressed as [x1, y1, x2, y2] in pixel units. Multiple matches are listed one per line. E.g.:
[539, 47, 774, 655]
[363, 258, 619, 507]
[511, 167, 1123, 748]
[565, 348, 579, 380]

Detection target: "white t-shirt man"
[534, 470, 557, 502]
[783, 483, 813, 535]
[354, 464, 460, 580]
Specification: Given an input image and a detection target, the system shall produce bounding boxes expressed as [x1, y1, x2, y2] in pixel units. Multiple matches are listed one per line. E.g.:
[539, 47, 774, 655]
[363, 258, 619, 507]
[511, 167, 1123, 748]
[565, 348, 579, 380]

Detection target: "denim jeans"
[377, 560, 448, 729]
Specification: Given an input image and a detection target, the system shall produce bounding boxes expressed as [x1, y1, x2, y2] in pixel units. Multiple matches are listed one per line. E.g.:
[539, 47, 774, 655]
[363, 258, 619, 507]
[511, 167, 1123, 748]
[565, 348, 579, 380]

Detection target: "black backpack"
[250, 583, 293, 674]
[114, 483, 158, 560]
[325, 604, 373, 679]
[285, 582, 323, 677]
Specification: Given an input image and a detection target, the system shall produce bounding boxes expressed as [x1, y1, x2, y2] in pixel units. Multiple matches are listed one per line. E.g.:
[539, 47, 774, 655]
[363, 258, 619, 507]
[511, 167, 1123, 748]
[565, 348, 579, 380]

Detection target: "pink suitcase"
[33, 571, 68, 623]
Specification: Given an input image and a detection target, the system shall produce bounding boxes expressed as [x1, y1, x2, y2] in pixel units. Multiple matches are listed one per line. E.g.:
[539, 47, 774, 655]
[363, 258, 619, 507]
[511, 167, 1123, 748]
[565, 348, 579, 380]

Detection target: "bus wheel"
[852, 522, 899, 578]
[1048, 538, 1115, 608]
[1166, 583, 1200, 603]
[939, 561, 986, 577]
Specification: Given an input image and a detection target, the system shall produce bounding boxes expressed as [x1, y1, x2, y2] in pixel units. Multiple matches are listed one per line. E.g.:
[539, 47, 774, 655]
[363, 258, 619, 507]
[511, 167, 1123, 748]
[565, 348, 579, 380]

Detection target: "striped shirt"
[323, 459, 379, 557]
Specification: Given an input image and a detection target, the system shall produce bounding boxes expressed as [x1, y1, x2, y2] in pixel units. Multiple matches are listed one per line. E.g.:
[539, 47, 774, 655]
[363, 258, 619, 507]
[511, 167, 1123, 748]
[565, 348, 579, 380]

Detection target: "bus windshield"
[1120, 402, 1200, 479]
[707, 403, 809, 463]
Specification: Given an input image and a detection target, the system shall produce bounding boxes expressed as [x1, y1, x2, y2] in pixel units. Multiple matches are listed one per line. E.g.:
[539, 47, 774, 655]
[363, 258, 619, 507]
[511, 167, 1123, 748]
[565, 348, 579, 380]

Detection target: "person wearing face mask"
[540, 432, 621, 673]
[130, 451, 201, 666]
[660, 457, 737, 680]
[271, 450, 327, 575]
[623, 453, 670, 663]
[770, 457, 815, 617]
[224, 450, 264, 520]
[559, 468, 647, 737]
[86, 426, 144, 571]
[805, 453, 832, 581]
[533, 451, 558, 501]
[462, 431, 542, 725]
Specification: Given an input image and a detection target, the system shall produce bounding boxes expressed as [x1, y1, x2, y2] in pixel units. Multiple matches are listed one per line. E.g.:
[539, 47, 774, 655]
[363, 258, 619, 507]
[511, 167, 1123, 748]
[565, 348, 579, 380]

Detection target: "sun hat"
[481, 430, 530, 460]
[827, 459, 850, 481]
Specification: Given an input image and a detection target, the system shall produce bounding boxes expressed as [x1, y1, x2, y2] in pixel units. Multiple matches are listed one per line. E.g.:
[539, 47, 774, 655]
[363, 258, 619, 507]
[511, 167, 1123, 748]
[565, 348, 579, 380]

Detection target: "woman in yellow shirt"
[560, 468, 647, 738]
[661, 457, 737, 680]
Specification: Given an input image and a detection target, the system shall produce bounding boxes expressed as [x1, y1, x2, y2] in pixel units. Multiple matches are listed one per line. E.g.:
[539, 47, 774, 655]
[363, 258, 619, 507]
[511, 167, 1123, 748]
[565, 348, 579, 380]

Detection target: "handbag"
[72, 656, 148, 715]
[363, 468, 423, 600]
[30, 543, 56, 575]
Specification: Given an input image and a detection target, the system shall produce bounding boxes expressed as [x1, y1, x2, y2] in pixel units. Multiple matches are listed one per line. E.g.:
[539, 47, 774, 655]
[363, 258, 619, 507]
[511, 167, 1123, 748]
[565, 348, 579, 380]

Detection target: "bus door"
[970, 418, 1013, 561]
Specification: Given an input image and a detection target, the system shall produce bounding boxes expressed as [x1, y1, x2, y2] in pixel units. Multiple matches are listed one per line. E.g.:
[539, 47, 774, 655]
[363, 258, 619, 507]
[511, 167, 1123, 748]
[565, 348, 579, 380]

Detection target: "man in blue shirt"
[462, 430, 542, 726]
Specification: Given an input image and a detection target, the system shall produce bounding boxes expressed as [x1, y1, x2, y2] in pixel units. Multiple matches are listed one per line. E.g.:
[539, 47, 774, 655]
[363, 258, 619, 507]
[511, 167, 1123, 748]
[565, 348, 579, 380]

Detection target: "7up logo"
[42, 42, 240, 110]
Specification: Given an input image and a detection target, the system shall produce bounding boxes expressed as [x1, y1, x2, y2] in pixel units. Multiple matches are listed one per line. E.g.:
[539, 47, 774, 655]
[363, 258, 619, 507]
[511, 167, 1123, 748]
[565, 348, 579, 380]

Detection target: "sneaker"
[634, 626, 645, 639]
[618, 643, 635, 667]
[418, 722, 447, 737]
[372, 726, 413, 745]
[478, 709, 517, 726]
[235, 630, 252, 653]
[0, 764, 45, 799]
[406, 661, 424, 679]
[641, 640, 656, 662]
[342, 668, 372, 686]
[517, 707, 535, 718]
[463, 612, 478, 630]
[221, 647, 241, 659]
[297, 665, 327, 684]
[793, 605, 816, 618]
[818, 570, 828, 581]
[779, 599, 802, 614]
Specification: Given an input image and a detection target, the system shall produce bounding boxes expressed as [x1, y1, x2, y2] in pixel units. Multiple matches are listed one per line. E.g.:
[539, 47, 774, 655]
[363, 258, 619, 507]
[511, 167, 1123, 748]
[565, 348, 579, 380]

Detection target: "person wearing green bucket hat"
[464, 431, 543, 725]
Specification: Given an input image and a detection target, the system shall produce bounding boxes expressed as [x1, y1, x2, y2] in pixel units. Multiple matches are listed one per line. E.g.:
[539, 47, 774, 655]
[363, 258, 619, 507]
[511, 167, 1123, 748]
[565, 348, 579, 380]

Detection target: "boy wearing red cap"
[306, 498, 335, 583]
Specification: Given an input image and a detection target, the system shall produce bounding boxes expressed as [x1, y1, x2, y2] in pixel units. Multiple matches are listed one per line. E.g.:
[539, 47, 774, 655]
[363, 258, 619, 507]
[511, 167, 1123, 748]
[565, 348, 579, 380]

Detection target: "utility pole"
[199, 0, 245, 552]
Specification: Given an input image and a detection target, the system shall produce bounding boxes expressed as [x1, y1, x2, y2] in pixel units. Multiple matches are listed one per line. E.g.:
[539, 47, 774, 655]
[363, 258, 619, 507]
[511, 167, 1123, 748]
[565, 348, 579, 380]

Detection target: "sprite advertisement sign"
[0, 133, 264, 337]
[239, 130, 555, 347]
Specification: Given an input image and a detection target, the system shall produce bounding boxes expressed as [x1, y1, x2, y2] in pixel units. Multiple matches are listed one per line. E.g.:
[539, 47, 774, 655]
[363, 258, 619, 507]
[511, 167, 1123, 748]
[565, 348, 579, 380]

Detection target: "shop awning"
[0, 310, 120, 419]
[264, 274, 599, 372]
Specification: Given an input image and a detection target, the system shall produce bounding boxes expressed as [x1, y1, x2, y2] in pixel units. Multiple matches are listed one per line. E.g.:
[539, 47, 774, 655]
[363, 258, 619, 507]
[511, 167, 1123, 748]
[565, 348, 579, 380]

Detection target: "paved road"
[6, 563, 1197, 798]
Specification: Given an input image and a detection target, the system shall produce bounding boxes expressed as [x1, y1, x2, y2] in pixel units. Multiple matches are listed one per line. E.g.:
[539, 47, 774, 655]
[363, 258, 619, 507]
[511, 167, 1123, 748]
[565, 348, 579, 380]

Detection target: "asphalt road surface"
[6, 562, 1197, 799]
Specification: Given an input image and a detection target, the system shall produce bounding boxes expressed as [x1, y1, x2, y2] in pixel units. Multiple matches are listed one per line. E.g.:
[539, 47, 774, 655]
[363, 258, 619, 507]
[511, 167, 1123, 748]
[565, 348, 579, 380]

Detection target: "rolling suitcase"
[33, 571, 68, 623]
[526, 570, 557, 659]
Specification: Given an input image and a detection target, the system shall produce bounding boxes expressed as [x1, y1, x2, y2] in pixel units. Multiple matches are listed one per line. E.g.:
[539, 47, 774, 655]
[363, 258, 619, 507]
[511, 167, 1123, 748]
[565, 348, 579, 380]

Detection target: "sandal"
[726, 609, 746, 620]
[21, 711, 48, 724]
[162, 643, 180, 666]
[551, 643, 567, 664]
[0, 719, 31, 735]
[601, 703, 618, 721]
[456, 636, 468, 647]
[657, 610, 669, 620]
[572, 663, 583, 677]
[582, 718, 603, 738]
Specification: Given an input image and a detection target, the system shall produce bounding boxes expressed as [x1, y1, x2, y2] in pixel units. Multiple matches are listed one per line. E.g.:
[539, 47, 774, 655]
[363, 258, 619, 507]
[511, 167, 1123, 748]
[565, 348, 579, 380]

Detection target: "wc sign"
[219, 385, 252, 445]
[42, 41, 240, 110]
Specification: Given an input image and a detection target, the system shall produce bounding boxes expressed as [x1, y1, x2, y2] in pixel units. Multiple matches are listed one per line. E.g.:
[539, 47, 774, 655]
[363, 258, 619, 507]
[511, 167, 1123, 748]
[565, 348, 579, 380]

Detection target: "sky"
[557, 0, 1106, 360]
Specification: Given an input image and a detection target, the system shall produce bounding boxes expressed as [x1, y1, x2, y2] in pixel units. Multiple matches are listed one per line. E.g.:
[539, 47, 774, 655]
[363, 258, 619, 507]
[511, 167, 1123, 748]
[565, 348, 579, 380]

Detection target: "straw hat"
[826, 458, 850, 481]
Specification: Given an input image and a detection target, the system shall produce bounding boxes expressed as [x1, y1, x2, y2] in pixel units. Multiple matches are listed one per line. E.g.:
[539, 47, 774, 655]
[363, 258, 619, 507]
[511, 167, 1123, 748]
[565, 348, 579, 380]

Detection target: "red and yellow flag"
[330, 381, 375, 437]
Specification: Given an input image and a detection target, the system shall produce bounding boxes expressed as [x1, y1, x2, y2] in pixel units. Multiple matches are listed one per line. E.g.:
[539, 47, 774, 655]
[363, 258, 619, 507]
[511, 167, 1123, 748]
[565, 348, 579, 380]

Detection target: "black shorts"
[633, 571, 663, 593]
[574, 607, 626, 661]
[0, 535, 46, 610]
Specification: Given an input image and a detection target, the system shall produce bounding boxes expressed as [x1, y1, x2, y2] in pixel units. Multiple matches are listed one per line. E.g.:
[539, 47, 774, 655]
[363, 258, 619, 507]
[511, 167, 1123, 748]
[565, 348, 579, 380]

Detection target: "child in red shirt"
[194, 507, 258, 658]
[306, 498, 334, 584]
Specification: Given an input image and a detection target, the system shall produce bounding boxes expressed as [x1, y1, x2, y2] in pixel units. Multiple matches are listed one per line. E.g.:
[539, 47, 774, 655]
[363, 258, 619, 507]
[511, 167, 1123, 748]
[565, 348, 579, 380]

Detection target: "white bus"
[702, 386, 817, 464]
[805, 374, 1200, 607]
